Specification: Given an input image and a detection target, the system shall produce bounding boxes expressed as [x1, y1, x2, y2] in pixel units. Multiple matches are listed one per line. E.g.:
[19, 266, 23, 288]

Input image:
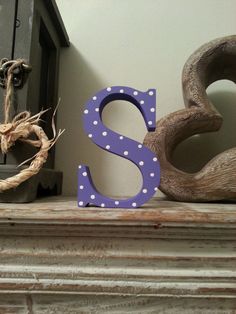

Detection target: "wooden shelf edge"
[0, 196, 235, 227]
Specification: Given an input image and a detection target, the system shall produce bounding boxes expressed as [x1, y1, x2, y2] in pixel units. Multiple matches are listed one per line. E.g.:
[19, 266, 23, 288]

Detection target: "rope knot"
[0, 58, 31, 89]
[0, 123, 13, 135]
[0, 58, 64, 192]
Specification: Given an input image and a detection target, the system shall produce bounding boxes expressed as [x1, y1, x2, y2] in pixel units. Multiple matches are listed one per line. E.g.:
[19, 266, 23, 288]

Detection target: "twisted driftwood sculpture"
[0, 59, 64, 191]
[144, 35, 236, 202]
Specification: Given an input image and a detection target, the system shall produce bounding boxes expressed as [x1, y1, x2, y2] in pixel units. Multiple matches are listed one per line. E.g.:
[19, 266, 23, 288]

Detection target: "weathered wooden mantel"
[0, 197, 235, 313]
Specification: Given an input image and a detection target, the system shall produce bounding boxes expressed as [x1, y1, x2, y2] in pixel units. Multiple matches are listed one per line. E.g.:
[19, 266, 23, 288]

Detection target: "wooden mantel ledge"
[0, 196, 235, 226]
[0, 196, 235, 305]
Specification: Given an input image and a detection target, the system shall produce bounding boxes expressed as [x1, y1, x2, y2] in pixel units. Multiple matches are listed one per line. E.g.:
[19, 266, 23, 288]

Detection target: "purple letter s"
[78, 86, 160, 208]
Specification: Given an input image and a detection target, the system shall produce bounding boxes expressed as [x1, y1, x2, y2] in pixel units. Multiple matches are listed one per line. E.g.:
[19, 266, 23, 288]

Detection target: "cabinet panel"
[6, 0, 61, 167]
[0, 0, 17, 164]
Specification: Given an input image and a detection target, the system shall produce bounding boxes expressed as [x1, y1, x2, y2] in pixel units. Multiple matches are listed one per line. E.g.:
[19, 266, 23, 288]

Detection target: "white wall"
[55, 0, 236, 196]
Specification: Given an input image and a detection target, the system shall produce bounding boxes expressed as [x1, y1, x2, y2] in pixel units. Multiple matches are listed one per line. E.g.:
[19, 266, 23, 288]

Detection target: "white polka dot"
[142, 189, 147, 194]
[138, 144, 142, 148]
[148, 121, 153, 125]
[88, 134, 93, 138]
[132, 202, 137, 207]
[154, 187, 158, 191]
[139, 161, 144, 166]
[150, 173, 155, 177]
[119, 136, 124, 140]
[79, 201, 84, 206]
[149, 91, 154, 96]
[78, 165, 82, 169]
[90, 195, 95, 200]
[95, 108, 99, 112]
[153, 157, 158, 162]
[93, 121, 98, 125]
[79, 185, 84, 190]
[93, 96, 97, 100]
[140, 100, 144, 105]
[102, 131, 107, 136]
[106, 145, 110, 150]
[115, 201, 119, 205]
[133, 91, 138, 95]
[107, 87, 111, 92]
[101, 203, 105, 207]
[120, 89, 124, 93]
[124, 151, 129, 156]
[82, 172, 87, 177]
[84, 109, 89, 114]
[150, 108, 155, 112]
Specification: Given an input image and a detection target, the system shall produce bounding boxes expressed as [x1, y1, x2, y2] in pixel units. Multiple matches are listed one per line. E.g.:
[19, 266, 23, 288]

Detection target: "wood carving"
[144, 35, 236, 202]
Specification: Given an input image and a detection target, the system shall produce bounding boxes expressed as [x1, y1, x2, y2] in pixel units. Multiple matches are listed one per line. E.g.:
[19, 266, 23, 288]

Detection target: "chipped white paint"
[0, 196, 235, 312]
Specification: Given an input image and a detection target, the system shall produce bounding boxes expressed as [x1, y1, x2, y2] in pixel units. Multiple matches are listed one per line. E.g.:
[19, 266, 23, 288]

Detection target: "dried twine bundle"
[0, 59, 64, 191]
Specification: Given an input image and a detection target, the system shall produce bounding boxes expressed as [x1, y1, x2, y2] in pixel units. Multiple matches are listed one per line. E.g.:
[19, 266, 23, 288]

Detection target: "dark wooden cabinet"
[0, 0, 69, 202]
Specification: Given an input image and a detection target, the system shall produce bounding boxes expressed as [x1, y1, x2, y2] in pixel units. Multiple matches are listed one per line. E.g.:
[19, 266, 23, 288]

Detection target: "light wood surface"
[0, 196, 235, 313]
[144, 35, 236, 202]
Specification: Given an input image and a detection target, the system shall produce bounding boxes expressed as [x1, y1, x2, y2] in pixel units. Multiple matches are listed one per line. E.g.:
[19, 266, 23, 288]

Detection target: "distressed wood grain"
[144, 35, 236, 202]
[0, 197, 235, 312]
[0, 295, 235, 314]
[0, 196, 235, 226]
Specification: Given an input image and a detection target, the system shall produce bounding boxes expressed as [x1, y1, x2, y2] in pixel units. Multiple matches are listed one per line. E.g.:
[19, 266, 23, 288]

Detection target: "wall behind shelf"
[55, 0, 236, 196]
